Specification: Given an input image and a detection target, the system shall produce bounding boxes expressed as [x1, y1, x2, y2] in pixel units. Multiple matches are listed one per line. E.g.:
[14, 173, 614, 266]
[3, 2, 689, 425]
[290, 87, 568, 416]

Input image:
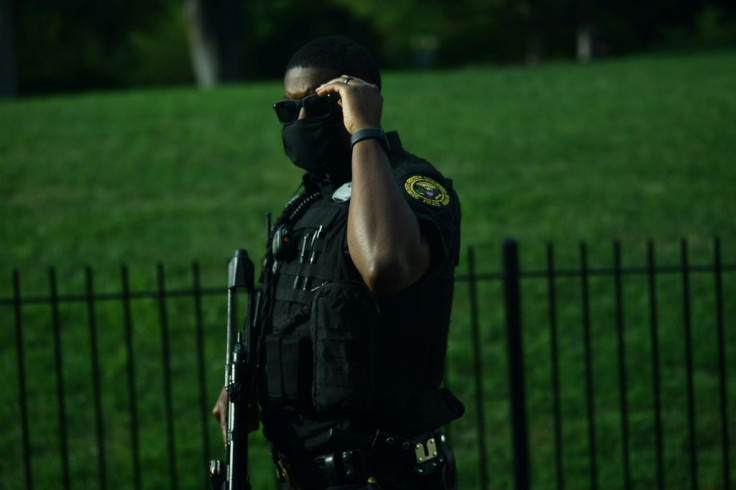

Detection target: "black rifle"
[209, 249, 260, 490]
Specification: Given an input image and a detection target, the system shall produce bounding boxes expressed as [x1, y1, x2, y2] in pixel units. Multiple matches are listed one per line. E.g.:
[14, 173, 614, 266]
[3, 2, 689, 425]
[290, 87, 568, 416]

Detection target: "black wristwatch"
[350, 128, 388, 153]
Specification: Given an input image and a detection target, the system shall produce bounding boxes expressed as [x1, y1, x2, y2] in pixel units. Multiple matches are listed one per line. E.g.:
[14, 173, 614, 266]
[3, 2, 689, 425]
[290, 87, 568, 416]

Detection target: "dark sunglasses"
[273, 93, 340, 124]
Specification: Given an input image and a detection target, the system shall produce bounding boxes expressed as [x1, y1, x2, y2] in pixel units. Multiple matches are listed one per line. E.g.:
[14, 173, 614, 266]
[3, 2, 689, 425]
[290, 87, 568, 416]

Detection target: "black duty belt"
[276, 449, 369, 489]
[274, 429, 453, 490]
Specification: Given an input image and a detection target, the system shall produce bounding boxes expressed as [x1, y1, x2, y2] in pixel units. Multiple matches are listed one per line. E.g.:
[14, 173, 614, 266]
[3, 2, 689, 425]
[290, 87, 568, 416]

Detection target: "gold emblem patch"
[404, 175, 450, 207]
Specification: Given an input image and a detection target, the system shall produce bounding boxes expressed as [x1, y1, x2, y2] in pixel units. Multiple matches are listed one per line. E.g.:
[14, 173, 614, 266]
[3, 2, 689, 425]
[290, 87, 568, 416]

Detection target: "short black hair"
[286, 36, 381, 89]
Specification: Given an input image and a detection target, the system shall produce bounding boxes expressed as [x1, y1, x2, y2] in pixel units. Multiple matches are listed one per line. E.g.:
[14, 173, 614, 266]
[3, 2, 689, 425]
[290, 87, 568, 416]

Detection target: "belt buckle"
[414, 436, 439, 464]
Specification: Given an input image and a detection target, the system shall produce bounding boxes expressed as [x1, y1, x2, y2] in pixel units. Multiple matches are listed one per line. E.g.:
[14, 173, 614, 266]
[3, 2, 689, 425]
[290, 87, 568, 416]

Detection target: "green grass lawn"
[1, 49, 735, 489]
[2, 49, 734, 275]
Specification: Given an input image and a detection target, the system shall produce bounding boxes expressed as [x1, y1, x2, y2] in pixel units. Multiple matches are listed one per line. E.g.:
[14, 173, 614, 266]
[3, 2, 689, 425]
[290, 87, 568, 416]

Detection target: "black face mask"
[281, 116, 350, 180]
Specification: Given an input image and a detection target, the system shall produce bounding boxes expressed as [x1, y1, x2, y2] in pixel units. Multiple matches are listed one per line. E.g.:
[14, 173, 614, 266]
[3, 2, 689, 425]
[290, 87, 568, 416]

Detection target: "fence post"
[192, 261, 212, 490]
[502, 239, 530, 490]
[647, 241, 665, 490]
[49, 267, 71, 490]
[121, 264, 142, 489]
[580, 242, 598, 490]
[85, 266, 107, 490]
[546, 244, 564, 490]
[13, 270, 33, 490]
[681, 240, 698, 490]
[156, 263, 178, 490]
[613, 241, 632, 488]
[468, 247, 490, 490]
[714, 238, 731, 490]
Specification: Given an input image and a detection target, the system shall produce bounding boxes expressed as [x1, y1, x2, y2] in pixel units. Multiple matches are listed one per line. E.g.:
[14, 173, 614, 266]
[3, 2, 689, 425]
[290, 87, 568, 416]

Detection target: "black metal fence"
[1, 239, 733, 489]
[475, 239, 734, 490]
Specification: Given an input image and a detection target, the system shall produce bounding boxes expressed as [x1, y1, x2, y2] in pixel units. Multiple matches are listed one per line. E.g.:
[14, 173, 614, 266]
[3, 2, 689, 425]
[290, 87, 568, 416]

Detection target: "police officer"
[214, 36, 464, 489]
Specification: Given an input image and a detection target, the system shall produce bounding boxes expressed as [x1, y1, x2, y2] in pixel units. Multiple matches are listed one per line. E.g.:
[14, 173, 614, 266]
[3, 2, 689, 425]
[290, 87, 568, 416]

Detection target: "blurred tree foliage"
[9, 0, 736, 95]
[240, 0, 381, 80]
[13, 0, 171, 93]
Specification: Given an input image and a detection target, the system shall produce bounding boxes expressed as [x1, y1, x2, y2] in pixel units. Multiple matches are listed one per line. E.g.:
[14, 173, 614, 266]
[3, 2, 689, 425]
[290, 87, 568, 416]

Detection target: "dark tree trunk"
[209, 0, 243, 82]
[524, 0, 546, 66]
[0, 0, 17, 97]
[574, 0, 598, 62]
[185, 0, 243, 88]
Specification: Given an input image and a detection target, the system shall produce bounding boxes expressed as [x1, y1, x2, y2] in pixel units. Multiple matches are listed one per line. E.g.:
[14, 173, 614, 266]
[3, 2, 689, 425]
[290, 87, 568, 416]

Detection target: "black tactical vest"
[258, 132, 464, 453]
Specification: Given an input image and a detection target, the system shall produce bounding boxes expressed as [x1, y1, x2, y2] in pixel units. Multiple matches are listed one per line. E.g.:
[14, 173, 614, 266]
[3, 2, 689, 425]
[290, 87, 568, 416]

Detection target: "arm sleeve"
[391, 157, 461, 270]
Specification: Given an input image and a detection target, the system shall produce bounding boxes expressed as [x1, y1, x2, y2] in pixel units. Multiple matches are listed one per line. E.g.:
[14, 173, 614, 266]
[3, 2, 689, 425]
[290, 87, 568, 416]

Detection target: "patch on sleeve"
[404, 175, 450, 207]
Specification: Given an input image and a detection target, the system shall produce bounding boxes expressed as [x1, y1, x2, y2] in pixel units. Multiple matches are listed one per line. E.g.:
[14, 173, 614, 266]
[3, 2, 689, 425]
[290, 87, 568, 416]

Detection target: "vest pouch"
[264, 333, 313, 410]
[310, 281, 380, 413]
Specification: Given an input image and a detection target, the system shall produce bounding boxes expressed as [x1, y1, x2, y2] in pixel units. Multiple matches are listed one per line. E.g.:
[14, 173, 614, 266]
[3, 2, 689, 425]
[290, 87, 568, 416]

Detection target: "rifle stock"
[210, 249, 259, 490]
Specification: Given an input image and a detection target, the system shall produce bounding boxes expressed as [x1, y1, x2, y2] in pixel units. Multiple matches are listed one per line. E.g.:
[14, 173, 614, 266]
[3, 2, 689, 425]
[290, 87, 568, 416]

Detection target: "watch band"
[350, 128, 388, 152]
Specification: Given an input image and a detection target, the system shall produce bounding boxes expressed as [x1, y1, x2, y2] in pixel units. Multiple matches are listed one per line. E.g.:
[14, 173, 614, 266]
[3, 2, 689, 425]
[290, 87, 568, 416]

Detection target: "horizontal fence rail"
[1, 240, 734, 490]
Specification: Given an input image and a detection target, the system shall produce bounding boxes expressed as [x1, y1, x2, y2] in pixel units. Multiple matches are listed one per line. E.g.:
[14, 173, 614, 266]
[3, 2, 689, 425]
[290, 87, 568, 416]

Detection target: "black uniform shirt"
[259, 132, 464, 457]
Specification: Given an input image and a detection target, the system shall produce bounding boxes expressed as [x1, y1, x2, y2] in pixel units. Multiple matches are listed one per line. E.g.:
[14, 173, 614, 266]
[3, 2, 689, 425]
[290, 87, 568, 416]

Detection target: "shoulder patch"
[404, 175, 450, 207]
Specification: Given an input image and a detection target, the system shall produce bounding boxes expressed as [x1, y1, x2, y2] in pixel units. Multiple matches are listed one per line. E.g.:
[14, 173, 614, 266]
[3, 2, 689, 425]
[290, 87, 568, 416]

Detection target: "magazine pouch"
[310, 281, 381, 413]
[264, 331, 313, 410]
